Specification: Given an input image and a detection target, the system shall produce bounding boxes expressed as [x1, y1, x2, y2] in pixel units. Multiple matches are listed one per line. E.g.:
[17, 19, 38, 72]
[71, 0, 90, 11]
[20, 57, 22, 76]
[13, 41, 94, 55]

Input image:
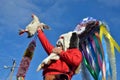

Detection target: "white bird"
[19, 14, 50, 38]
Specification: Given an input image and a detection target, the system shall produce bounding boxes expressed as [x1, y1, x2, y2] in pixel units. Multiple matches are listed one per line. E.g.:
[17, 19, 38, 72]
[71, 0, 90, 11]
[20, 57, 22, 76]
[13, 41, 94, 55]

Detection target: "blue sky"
[0, 0, 120, 80]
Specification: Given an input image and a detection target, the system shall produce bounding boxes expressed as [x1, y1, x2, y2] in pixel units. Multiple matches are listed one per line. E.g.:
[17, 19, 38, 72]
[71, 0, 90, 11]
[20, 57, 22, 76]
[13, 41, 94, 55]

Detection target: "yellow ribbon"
[100, 25, 120, 55]
[99, 25, 120, 80]
[99, 25, 120, 56]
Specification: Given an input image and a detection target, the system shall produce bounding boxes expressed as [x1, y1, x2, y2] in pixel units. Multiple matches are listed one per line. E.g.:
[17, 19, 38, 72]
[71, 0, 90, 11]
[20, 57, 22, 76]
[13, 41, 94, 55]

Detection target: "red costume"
[37, 30, 82, 80]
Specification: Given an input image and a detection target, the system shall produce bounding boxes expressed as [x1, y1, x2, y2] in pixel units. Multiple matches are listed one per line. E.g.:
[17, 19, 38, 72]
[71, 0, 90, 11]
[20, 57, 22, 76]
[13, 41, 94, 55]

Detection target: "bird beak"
[31, 14, 34, 18]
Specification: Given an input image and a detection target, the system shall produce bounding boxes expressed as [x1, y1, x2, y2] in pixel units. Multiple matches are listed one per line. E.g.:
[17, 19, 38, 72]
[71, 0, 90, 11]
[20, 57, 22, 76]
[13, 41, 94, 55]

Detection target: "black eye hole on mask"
[56, 41, 63, 47]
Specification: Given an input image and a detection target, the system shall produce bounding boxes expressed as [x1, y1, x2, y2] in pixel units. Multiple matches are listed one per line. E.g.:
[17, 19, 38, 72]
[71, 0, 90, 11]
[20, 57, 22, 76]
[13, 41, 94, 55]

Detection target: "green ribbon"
[83, 56, 98, 80]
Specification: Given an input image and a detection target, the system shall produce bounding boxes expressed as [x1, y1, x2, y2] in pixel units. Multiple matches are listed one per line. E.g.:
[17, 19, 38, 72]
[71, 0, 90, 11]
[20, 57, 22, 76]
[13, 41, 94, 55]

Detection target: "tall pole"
[9, 59, 16, 80]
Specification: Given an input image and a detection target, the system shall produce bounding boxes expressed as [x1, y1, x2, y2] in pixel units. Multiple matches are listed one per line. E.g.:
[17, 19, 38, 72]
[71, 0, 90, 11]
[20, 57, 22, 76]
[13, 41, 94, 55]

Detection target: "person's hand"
[37, 27, 42, 31]
[52, 47, 62, 54]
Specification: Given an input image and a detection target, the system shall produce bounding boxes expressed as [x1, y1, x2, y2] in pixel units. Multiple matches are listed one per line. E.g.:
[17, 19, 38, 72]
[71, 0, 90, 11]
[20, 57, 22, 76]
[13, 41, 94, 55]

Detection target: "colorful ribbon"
[99, 25, 119, 80]
[76, 20, 120, 80]
[99, 25, 120, 54]
[102, 36, 112, 80]
[88, 36, 100, 76]
[82, 52, 98, 80]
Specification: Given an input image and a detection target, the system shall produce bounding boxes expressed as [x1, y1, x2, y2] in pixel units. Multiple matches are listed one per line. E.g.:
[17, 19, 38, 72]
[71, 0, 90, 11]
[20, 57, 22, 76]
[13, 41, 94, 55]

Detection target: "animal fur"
[19, 14, 50, 38]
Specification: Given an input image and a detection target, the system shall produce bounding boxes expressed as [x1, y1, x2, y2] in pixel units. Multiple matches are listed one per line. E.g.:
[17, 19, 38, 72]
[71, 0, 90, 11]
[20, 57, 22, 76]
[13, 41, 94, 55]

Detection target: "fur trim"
[56, 31, 79, 51]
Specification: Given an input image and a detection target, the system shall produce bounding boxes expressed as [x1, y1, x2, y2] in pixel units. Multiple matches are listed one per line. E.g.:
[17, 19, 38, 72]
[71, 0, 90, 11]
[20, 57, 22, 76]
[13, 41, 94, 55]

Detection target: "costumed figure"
[36, 27, 83, 80]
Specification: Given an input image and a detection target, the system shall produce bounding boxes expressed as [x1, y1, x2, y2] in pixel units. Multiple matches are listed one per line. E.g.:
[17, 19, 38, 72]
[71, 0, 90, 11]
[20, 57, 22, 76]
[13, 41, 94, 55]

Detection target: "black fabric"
[69, 32, 79, 49]
[55, 74, 68, 80]
[78, 21, 99, 43]
[43, 74, 68, 80]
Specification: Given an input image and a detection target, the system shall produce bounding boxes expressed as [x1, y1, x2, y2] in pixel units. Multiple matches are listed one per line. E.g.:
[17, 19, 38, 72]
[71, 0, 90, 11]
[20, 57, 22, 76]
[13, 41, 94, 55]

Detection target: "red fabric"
[37, 30, 82, 79]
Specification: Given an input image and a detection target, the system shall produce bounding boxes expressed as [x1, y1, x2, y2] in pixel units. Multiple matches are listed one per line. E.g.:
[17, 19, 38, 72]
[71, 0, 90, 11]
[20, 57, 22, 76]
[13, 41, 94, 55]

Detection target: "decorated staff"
[74, 17, 120, 80]
[16, 40, 36, 80]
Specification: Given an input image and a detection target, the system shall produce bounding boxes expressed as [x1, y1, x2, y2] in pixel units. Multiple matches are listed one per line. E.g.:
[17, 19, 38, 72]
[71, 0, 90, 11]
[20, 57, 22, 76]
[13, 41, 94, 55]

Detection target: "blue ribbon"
[101, 36, 112, 80]
[88, 36, 100, 76]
